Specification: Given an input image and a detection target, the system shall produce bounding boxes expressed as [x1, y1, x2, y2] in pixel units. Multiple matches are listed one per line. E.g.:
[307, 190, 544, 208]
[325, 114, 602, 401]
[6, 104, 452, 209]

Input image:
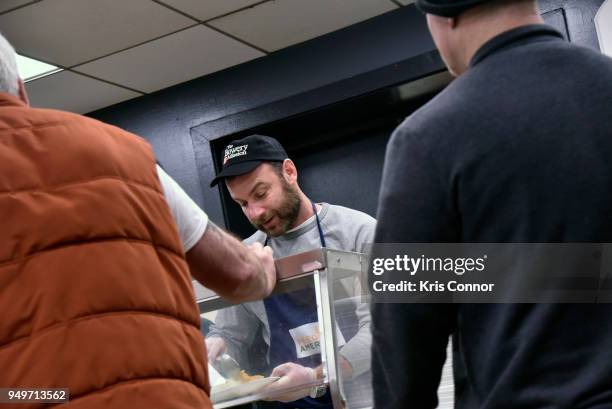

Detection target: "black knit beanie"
[415, 0, 493, 17]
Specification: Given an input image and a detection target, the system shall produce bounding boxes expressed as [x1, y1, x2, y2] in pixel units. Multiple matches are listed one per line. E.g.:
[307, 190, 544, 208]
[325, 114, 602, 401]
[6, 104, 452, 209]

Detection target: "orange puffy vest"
[0, 93, 210, 409]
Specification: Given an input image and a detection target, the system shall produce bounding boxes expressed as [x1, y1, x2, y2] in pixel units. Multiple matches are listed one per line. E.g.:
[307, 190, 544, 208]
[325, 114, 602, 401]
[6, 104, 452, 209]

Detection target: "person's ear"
[449, 16, 457, 29]
[17, 79, 29, 105]
[282, 159, 298, 184]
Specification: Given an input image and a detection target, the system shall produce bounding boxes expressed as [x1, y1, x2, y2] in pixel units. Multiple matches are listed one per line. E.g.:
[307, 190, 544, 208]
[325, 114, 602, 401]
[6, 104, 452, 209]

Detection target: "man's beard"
[252, 180, 301, 236]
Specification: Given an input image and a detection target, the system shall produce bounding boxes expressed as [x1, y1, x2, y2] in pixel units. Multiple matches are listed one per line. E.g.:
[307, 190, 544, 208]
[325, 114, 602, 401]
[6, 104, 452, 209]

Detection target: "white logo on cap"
[224, 144, 248, 165]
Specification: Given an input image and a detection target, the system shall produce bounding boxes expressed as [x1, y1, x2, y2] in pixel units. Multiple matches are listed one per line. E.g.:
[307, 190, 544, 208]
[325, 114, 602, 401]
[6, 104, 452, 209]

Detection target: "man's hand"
[248, 242, 276, 296]
[263, 363, 316, 402]
[205, 337, 226, 362]
[186, 222, 277, 302]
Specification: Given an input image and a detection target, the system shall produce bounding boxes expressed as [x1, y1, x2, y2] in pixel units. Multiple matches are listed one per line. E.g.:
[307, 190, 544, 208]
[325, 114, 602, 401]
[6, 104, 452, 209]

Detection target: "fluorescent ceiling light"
[16, 54, 63, 82]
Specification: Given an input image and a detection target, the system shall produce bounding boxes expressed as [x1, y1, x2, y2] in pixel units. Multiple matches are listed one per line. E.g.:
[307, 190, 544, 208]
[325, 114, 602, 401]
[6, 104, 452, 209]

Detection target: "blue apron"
[263, 203, 332, 409]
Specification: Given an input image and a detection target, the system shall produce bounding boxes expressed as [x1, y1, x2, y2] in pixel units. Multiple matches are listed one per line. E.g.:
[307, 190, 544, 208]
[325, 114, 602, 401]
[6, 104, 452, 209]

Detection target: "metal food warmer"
[192, 248, 373, 409]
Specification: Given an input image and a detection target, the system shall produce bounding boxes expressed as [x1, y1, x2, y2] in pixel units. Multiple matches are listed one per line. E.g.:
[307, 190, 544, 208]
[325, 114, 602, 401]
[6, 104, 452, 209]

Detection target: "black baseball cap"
[416, 0, 491, 17]
[210, 134, 288, 187]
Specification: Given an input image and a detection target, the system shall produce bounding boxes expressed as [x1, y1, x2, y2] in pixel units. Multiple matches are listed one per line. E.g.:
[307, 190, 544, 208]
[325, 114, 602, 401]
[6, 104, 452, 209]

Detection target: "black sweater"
[373, 25, 612, 409]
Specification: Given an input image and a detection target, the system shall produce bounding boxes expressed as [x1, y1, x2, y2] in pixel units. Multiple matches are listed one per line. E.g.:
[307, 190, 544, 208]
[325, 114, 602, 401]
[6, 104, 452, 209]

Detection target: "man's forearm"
[186, 222, 274, 302]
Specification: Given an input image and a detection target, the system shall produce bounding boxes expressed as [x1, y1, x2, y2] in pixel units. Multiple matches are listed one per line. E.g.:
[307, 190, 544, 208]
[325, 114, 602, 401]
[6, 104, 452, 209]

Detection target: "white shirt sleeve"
[156, 164, 208, 252]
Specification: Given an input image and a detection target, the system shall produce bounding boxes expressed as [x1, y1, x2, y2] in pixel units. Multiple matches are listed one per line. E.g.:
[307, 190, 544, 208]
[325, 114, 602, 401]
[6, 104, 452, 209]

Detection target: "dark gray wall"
[89, 0, 605, 229]
[90, 5, 435, 225]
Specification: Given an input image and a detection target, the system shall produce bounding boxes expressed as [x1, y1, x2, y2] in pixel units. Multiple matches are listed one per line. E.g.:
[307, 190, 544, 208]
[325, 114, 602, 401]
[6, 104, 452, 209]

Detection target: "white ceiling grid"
[208, 0, 397, 51]
[0, 0, 409, 114]
[0, 0, 33, 14]
[157, 0, 264, 21]
[74, 25, 265, 93]
[0, 0, 195, 66]
[24, 70, 141, 114]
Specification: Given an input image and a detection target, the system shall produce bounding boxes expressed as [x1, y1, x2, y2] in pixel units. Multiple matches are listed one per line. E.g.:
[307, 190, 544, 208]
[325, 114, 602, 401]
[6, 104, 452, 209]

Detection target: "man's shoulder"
[326, 204, 376, 227]
[5, 105, 152, 160]
[324, 204, 376, 252]
[243, 230, 267, 245]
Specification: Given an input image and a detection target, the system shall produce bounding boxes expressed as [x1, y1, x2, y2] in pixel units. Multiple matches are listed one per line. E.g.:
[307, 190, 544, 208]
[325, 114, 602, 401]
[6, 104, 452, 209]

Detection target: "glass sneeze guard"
[193, 248, 369, 409]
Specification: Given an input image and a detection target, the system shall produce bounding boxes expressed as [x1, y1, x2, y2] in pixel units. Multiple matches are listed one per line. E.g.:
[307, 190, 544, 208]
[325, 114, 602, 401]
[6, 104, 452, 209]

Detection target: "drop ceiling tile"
[208, 0, 397, 51]
[158, 0, 262, 21]
[25, 71, 142, 114]
[0, 0, 195, 67]
[0, 0, 33, 14]
[74, 25, 264, 93]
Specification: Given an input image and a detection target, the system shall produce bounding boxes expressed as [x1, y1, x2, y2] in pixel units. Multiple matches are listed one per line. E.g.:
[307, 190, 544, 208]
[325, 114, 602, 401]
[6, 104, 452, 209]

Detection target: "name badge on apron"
[288, 322, 346, 359]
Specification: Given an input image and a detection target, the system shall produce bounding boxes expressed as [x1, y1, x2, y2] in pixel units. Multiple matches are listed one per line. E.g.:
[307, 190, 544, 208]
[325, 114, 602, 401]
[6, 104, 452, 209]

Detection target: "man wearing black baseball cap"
[210, 134, 288, 188]
[373, 0, 612, 408]
[207, 135, 375, 408]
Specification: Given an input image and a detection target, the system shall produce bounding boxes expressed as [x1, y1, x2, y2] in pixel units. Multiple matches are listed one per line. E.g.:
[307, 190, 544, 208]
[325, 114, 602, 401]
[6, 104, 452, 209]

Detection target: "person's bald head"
[0, 32, 28, 103]
[0, 33, 20, 96]
[419, 0, 540, 76]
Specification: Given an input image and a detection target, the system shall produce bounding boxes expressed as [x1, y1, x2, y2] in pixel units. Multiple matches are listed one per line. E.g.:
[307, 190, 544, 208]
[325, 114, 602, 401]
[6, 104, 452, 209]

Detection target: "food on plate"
[238, 370, 264, 383]
[217, 370, 264, 389]
[210, 371, 279, 403]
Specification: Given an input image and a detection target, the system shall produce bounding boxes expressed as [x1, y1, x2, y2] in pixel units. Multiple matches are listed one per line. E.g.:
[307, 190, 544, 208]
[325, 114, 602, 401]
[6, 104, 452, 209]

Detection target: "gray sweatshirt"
[207, 203, 375, 377]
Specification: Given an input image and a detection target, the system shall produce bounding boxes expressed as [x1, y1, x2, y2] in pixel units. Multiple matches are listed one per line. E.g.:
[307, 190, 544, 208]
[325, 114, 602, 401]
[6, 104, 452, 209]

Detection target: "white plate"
[211, 376, 280, 403]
